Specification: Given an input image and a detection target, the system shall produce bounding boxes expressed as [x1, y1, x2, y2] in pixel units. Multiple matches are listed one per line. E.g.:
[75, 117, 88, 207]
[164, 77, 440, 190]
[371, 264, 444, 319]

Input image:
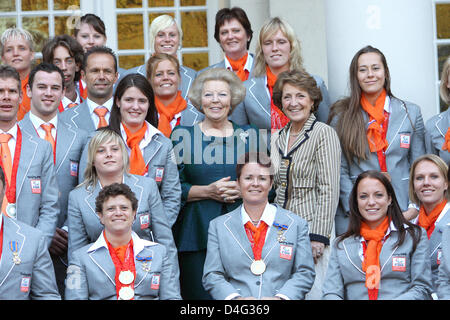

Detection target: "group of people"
[0, 5, 449, 300]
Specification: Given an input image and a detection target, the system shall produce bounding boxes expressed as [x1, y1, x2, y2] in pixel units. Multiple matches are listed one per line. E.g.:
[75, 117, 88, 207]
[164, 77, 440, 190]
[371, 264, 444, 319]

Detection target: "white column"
[325, 0, 436, 121]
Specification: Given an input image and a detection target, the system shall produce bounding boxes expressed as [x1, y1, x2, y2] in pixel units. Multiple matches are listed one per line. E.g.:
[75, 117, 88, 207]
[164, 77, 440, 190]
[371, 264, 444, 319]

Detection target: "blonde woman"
[67, 128, 179, 288]
[230, 17, 330, 132]
[124, 14, 196, 100]
[425, 56, 450, 164]
[409, 154, 449, 293]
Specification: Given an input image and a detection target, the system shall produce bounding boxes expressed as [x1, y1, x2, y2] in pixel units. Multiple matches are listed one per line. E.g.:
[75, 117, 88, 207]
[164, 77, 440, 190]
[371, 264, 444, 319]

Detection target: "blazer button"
[256, 281, 260, 285]
[281, 182, 286, 187]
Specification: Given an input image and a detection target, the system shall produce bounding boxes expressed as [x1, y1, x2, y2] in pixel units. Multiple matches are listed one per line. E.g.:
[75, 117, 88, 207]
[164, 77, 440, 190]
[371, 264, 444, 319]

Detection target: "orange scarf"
[267, 66, 290, 132]
[442, 127, 450, 151]
[244, 221, 269, 260]
[226, 53, 249, 81]
[155, 91, 187, 138]
[361, 89, 388, 153]
[418, 198, 447, 239]
[122, 122, 147, 176]
[360, 216, 390, 300]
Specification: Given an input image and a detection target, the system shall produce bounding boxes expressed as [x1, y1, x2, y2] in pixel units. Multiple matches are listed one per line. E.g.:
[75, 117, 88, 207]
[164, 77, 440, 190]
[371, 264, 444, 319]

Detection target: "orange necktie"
[0, 134, 12, 215]
[41, 124, 56, 153]
[94, 107, 108, 129]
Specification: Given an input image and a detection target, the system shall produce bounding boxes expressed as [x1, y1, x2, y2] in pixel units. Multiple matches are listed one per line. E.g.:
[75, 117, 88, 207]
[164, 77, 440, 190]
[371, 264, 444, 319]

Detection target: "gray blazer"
[19, 114, 89, 228]
[198, 54, 255, 79]
[59, 100, 96, 134]
[333, 97, 425, 236]
[425, 108, 450, 164]
[419, 203, 450, 292]
[322, 224, 432, 300]
[14, 127, 60, 247]
[229, 74, 331, 128]
[124, 63, 196, 101]
[78, 130, 182, 227]
[202, 204, 316, 300]
[65, 232, 181, 300]
[67, 173, 179, 286]
[437, 223, 450, 299]
[0, 216, 60, 300]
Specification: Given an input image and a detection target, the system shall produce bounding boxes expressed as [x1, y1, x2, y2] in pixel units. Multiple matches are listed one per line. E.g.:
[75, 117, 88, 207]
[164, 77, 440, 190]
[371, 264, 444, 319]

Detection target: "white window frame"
[83, 0, 220, 69]
[432, 0, 450, 112]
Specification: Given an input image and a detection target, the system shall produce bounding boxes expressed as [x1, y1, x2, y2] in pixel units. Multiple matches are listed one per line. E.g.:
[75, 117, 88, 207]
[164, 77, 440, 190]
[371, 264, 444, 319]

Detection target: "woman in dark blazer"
[322, 170, 432, 300]
[230, 17, 330, 133]
[171, 68, 263, 300]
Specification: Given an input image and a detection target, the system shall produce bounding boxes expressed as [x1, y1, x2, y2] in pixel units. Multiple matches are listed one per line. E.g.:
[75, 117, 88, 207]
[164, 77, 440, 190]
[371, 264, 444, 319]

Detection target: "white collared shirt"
[61, 91, 81, 109]
[0, 123, 18, 156]
[28, 112, 58, 141]
[87, 231, 156, 258]
[224, 53, 253, 75]
[240, 202, 276, 241]
[120, 120, 161, 154]
[86, 97, 113, 128]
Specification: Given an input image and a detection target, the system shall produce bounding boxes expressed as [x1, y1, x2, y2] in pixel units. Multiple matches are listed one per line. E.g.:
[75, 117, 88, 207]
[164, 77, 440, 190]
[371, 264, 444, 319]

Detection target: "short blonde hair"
[409, 154, 448, 205]
[188, 68, 246, 115]
[148, 14, 182, 54]
[82, 128, 130, 189]
[252, 17, 304, 78]
[1, 27, 34, 56]
[440, 56, 450, 105]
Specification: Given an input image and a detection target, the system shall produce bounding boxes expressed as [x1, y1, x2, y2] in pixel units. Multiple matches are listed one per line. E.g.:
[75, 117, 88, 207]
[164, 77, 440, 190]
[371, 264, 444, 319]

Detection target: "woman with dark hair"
[77, 73, 181, 227]
[322, 170, 432, 300]
[328, 45, 425, 235]
[199, 7, 254, 81]
[202, 152, 315, 300]
[270, 70, 340, 299]
[108, 73, 181, 227]
[73, 14, 126, 81]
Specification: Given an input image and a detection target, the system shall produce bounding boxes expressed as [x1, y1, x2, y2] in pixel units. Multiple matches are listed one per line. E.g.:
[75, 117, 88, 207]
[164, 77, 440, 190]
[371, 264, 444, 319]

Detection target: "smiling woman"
[409, 154, 449, 292]
[328, 45, 426, 236]
[171, 68, 265, 300]
[67, 128, 180, 294]
[270, 70, 340, 299]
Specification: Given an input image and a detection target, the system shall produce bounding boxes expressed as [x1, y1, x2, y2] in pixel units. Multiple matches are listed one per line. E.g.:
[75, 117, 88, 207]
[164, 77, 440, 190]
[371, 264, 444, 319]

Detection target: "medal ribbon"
[0, 127, 22, 206]
[104, 232, 136, 300]
[244, 221, 268, 260]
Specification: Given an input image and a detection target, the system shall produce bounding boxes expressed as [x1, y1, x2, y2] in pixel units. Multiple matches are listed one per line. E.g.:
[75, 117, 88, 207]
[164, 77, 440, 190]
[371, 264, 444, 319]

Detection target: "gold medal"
[6, 203, 16, 219]
[118, 270, 134, 285]
[250, 260, 266, 275]
[118, 286, 134, 300]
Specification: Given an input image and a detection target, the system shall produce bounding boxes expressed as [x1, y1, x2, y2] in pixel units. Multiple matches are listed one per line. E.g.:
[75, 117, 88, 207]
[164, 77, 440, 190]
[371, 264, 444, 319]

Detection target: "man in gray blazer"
[20, 62, 89, 297]
[0, 65, 59, 248]
[60, 46, 119, 133]
[0, 167, 60, 300]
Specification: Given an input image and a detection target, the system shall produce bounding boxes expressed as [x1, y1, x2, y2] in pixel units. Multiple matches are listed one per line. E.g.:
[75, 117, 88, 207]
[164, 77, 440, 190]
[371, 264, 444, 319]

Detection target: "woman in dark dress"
[171, 68, 264, 299]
